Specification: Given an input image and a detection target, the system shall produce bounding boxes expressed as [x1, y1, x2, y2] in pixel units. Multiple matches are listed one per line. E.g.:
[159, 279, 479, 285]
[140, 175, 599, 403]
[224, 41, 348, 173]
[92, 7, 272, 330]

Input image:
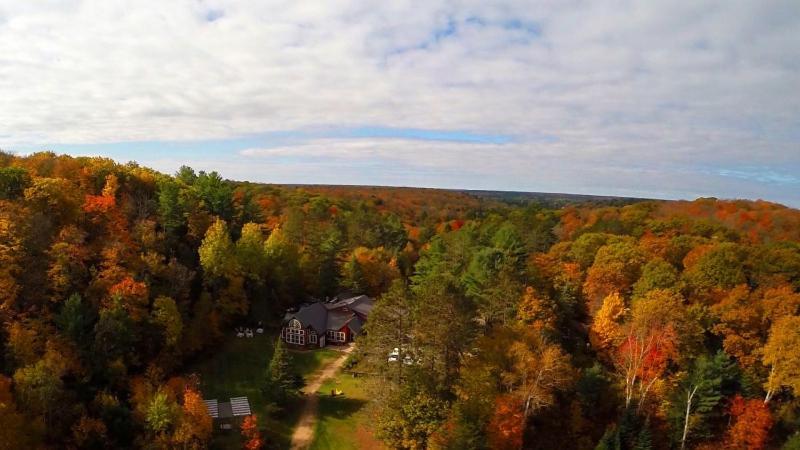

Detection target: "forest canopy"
[1, 151, 800, 449]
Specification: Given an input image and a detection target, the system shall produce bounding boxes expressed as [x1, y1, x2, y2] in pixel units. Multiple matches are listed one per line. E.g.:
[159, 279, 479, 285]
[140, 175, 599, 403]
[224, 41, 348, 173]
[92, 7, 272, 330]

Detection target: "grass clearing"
[186, 331, 340, 449]
[310, 368, 385, 450]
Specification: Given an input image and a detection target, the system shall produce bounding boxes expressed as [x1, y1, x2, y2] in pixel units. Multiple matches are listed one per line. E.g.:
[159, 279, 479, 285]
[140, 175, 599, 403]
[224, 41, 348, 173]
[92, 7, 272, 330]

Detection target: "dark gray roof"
[350, 298, 373, 316]
[326, 310, 356, 331]
[285, 295, 374, 333]
[325, 294, 373, 313]
[285, 302, 327, 333]
[348, 316, 364, 335]
[217, 401, 233, 419]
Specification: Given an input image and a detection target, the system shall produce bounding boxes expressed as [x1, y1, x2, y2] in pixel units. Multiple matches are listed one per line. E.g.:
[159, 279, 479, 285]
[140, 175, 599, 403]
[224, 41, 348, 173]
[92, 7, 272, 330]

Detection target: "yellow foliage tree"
[516, 286, 557, 332]
[503, 327, 573, 417]
[0, 210, 21, 311]
[590, 292, 626, 354]
[763, 315, 800, 403]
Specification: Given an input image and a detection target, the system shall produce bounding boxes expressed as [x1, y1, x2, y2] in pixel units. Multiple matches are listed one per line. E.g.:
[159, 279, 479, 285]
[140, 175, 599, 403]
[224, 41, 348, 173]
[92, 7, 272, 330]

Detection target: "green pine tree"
[633, 421, 652, 450]
[595, 427, 622, 450]
[263, 338, 296, 405]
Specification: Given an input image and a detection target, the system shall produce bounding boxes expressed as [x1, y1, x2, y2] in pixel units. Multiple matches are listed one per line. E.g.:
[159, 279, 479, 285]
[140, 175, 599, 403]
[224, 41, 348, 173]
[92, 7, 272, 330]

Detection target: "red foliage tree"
[241, 414, 263, 450]
[615, 325, 678, 410]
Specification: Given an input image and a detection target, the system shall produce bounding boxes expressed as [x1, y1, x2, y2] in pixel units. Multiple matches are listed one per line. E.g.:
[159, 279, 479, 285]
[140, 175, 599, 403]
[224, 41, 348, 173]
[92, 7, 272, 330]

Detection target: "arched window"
[286, 319, 305, 345]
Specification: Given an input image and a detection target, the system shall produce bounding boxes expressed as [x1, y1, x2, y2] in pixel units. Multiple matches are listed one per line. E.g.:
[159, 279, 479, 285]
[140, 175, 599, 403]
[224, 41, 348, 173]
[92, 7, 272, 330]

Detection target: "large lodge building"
[280, 294, 373, 348]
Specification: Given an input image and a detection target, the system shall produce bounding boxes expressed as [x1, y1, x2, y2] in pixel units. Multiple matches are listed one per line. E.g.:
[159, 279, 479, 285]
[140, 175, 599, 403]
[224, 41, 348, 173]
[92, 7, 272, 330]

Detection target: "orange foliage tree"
[487, 395, 525, 450]
[109, 276, 150, 321]
[725, 395, 772, 450]
[516, 286, 557, 332]
[583, 242, 644, 313]
[173, 387, 213, 447]
[0, 375, 38, 448]
[342, 246, 400, 297]
[710, 285, 764, 371]
[0, 208, 22, 311]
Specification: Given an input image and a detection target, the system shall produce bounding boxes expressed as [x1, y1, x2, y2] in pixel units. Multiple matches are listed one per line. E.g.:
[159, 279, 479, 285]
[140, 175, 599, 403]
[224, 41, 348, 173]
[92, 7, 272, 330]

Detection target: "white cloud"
[0, 0, 798, 204]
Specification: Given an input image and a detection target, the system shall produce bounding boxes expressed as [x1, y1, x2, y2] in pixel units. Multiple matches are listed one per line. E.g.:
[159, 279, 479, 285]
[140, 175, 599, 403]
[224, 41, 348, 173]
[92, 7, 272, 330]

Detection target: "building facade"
[280, 294, 373, 349]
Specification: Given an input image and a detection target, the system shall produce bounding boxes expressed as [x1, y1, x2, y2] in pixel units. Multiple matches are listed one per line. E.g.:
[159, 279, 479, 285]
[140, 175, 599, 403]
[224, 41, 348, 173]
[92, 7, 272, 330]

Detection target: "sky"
[1, 1, 799, 206]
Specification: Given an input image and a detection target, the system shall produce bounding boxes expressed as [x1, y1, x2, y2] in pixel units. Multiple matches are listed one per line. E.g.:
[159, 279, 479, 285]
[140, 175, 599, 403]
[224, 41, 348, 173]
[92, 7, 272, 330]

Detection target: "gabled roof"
[350, 298, 373, 316]
[204, 397, 250, 419]
[325, 294, 372, 313]
[348, 316, 364, 335]
[284, 302, 327, 333]
[285, 295, 373, 333]
[326, 310, 357, 331]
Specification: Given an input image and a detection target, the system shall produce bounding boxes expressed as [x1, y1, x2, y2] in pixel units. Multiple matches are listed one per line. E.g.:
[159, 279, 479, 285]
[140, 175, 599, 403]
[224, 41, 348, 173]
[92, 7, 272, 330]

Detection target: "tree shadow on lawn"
[318, 395, 369, 420]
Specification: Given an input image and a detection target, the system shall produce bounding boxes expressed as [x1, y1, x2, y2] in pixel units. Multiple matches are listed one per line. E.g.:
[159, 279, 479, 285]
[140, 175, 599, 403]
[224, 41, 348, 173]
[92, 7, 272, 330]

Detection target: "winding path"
[289, 346, 354, 450]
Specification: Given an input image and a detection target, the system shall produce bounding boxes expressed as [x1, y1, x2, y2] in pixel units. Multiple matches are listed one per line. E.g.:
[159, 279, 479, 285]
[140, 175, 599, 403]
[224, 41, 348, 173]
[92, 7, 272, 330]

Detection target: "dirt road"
[289, 346, 353, 450]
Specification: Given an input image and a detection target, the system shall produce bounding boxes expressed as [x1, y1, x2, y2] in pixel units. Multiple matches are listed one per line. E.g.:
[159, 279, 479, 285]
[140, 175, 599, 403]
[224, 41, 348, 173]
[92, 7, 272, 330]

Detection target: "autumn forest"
[2, 151, 800, 449]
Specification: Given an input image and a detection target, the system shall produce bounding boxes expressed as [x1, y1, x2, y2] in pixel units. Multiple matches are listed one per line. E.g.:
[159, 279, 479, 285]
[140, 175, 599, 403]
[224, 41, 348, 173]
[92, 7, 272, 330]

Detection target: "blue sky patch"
[205, 9, 224, 22]
[11, 126, 513, 161]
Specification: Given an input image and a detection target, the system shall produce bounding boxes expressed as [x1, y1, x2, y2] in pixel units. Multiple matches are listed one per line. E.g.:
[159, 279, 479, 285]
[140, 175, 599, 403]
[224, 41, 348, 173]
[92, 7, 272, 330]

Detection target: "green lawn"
[186, 332, 340, 449]
[310, 367, 385, 450]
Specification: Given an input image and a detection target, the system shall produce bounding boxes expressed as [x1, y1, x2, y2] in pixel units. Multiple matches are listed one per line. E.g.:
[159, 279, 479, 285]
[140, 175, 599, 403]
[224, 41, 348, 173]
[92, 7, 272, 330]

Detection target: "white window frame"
[326, 330, 346, 342]
[286, 326, 305, 345]
[309, 332, 317, 344]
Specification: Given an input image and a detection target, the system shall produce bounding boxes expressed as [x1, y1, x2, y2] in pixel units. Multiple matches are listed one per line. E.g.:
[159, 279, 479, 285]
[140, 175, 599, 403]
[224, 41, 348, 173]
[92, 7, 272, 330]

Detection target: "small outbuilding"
[204, 396, 252, 430]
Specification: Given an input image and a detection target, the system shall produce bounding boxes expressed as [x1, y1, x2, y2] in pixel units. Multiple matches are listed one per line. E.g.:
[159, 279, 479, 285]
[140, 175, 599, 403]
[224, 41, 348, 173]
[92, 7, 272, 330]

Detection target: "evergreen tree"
[193, 171, 234, 220]
[668, 352, 736, 448]
[633, 422, 652, 450]
[263, 338, 296, 405]
[595, 427, 621, 450]
[342, 251, 367, 293]
[157, 179, 184, 238]
[316, 228, 343, 297]
[56, 293, 93, 350]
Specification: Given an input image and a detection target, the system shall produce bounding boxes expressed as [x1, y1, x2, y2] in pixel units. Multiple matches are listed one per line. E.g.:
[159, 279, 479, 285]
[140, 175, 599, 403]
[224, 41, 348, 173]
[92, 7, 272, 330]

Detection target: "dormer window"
[289, 319, 302, 329]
